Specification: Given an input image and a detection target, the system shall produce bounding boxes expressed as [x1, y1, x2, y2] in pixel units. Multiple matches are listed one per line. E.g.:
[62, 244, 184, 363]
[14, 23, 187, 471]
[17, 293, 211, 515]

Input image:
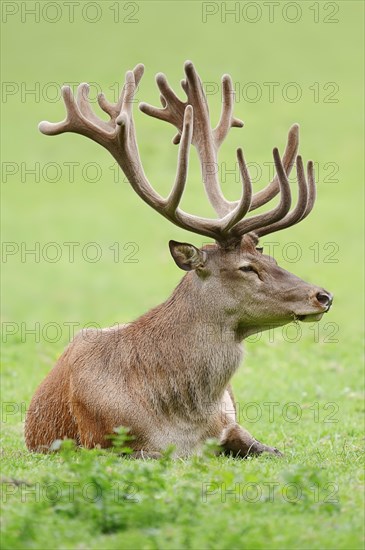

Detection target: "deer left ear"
[169, 240, 207, 271]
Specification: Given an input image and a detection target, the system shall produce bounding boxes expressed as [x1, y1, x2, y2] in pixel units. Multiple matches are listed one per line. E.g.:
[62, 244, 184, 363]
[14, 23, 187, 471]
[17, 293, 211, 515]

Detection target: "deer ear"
[169, 240, 207, 271]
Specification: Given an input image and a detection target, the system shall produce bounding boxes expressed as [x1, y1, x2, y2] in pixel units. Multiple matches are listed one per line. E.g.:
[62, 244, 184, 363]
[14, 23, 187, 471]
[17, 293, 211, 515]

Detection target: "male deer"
[25, 62, 333, 457]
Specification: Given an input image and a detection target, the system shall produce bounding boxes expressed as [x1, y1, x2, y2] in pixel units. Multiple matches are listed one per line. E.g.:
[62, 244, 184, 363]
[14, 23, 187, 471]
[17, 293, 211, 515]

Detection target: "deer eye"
[239, 265, 257, 274]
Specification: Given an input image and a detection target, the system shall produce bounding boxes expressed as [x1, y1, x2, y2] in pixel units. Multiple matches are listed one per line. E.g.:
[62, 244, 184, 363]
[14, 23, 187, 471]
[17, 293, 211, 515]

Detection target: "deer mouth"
[296, 312, 325, 322]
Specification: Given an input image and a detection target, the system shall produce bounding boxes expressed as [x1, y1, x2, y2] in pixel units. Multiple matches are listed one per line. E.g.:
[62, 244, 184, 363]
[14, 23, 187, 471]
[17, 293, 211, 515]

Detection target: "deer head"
[39, 61, 333, 339]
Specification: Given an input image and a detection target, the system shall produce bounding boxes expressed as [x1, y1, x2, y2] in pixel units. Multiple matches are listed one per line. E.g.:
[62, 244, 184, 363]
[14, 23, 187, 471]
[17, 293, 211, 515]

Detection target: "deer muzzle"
[296, 288, 333, 322]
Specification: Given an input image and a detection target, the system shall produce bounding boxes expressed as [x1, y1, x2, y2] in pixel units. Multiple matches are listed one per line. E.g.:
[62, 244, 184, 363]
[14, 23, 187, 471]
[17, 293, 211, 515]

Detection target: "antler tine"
[138, 71, 180, 124]
[300, 161, 316, 220]
[255, 155, 309, 237]
[220, 148, 252, 232]
[39, 85, 77, 136]
[249, 124, 299, 211]
[165, 105, 193, 214]
[214, 74, 244, 147]
[76, 83, 112, 132]
[230, 148, 292, 237]
[120, 70, 137, 116]
[97, 64, 144, 120]
[156, 73, 182, 110]
[183, 61, 210, 115]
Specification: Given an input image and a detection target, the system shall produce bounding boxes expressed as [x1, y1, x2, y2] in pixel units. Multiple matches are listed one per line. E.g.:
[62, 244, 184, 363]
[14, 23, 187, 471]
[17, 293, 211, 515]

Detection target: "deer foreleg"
[220, 424, 282, 458]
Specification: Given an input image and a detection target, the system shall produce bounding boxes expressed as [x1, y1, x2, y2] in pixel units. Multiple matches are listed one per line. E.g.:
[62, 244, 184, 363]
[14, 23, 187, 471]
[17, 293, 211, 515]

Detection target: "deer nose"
[316, 290, 333, 310]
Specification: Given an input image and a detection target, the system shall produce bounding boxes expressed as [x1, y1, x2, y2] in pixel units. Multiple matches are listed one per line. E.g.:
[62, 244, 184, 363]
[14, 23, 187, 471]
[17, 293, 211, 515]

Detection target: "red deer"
[25, 62, 333, 458]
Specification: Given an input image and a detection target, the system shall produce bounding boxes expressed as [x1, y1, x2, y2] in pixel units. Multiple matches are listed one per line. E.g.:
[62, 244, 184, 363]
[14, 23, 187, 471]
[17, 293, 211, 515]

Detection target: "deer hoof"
[253, 442, 283, 457]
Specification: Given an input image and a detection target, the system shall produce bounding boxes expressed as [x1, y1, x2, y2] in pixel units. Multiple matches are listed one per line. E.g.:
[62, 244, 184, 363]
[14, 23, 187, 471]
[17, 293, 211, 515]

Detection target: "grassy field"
[1, 1, 364, 549]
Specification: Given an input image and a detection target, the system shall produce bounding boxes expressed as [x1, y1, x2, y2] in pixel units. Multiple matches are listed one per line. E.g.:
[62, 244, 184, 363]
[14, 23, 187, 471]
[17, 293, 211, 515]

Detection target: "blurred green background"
[1, 1, 364, 548]
[2, 1, 363, 331]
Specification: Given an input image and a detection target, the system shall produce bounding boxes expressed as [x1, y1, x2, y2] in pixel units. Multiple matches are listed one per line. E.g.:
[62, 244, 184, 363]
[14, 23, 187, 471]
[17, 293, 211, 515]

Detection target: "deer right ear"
[169, 240, 207, 271]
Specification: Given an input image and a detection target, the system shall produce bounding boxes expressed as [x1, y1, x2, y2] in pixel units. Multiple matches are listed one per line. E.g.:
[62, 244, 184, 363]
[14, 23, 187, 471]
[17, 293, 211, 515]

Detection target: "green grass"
[1, 1, 364, 549]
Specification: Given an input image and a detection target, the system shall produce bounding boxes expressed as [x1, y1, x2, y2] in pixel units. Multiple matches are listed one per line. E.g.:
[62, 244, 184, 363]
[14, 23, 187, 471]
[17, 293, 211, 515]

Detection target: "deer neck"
[131, 273, 243, 409]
